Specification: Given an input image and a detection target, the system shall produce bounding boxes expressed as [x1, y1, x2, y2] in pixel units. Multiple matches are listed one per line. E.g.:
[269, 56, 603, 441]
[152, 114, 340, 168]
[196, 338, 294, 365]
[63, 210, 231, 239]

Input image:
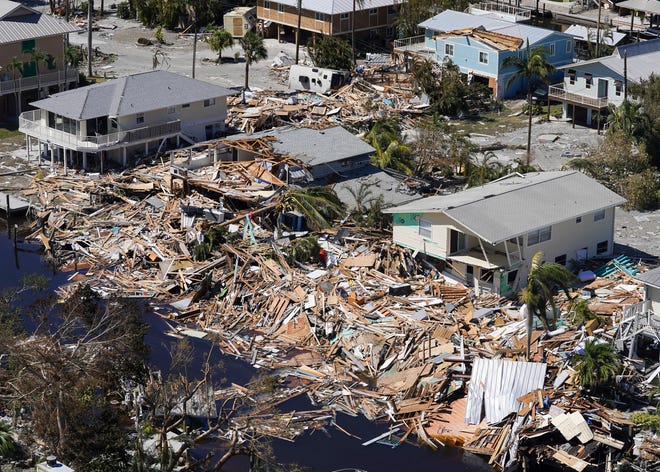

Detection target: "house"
[383, 171, 626, 296]
[256, 0, 400, 45]
[549, 38, 660, 128]
[563, 24, 627, 60]
[18, 70, 234, 171]
[393, 10, 574, 98]
[223, 6, 257, 37]
[0, 0, 81, 117]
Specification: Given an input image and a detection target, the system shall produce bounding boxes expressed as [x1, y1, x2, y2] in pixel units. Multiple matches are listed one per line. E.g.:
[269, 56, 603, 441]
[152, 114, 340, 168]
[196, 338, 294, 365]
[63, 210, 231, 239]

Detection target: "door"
[597, 79, 608, 98]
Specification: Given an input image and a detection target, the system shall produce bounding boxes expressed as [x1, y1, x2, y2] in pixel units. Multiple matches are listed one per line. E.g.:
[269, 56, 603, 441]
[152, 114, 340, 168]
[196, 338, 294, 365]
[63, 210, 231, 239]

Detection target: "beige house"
[19, 70, 234, 171]
[257, 0, 400, 44]
[384, 171, 627, 296]
[0, 0, 80, 117]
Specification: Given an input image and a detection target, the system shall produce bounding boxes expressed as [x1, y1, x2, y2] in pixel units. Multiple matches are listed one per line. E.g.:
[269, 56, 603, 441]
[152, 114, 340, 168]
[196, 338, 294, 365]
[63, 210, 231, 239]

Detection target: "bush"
[621, 168, 659, 211]
[631, 411, 660, 432]
[117, 1, 130, 19]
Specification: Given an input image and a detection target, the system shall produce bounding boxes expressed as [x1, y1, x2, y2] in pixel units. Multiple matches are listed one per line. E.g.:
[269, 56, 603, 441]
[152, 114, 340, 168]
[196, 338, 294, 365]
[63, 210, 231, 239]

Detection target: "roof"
[616, 0, 660, 15]
[419, 10, 569, 46]
[266, 0, 399, 15]
[437, 27, 522, 51]
[30, 71, 235, 120]
[558, 38, 660, 82]
[466, 358, 547, 425]
[224, 125, 375, 166]
[384, 171, 627, 244]
[0, 0, 81, 43]
[636, 267, 660, 289]
[564, 24, 627, 47]
[331, 165, 423, 208]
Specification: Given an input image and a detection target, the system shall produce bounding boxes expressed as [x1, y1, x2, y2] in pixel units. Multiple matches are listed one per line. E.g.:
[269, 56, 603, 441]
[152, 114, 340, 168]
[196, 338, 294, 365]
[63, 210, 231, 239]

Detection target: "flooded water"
[0, 222, 489, 472]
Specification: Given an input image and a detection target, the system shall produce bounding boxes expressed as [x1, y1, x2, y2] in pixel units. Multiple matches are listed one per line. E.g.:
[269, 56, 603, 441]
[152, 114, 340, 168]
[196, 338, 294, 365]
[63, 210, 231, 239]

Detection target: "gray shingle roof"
[384, 171, 627, 244]
[419, 10, 571, 46]
[30, 70, 235, 120]
[636, 267, 660, 289]
[267, 0, 400, 15]
[0, 0, 81, 43]
[224, 125, 375, 166]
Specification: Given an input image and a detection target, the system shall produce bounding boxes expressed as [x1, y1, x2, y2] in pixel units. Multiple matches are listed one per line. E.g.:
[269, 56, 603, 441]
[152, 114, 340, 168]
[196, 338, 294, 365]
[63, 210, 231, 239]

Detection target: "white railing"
[0, 68, 79, 96]
[19, 111, 182, 151]
[393, 35, 428, 51]
[549, 83, 608, 109]
[471, 2, 532, 20]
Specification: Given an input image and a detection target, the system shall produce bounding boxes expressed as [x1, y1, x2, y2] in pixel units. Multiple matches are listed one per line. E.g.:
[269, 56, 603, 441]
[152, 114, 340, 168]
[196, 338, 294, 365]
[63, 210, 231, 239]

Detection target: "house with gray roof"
[393, 10, 574, 98]
[549, 38, 660, 128]
[0, 0, 81, 117]
[257, 0, 400, 45]
[383, 171, 627, 295]
[19, 70, 234, 171]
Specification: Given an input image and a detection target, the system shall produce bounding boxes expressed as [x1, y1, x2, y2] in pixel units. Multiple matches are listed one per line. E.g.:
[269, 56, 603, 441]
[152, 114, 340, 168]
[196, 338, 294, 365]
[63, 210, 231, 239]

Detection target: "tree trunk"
[352, 0, 356, 66]
[87, 0, 93, 77]
[244, 61, 249, 90]
[295, 0, 302, 64]
[526, 84, 532, 165]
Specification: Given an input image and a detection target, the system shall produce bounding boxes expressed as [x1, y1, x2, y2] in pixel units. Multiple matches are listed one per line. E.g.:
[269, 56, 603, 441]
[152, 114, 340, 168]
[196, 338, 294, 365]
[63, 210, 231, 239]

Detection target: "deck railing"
[0, 68, 79, 96]
[548, 83, 608, 109]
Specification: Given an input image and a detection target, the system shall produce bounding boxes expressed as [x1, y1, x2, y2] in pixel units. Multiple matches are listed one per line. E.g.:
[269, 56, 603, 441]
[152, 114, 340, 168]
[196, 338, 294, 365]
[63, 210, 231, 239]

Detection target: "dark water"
[0, 222, 489, 472]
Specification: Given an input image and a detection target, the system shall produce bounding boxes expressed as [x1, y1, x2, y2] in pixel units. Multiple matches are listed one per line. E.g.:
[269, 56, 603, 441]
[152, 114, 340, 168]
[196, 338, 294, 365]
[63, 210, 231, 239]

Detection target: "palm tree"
[29, 48, 47, 99]
[239, 31, 268, 91]
[502, 40, 555, 165]
[6, 57, 23, 114]
[351, 0, 365, 66]
[64, 44, 83, 90]
[520, 251, 575, 358]
[277, 186, 345, 231]
[466, 151, 508, 187]
[207, 28, 234, 64]
[346, 181, 376, 216]
[572, 339, 620, 391]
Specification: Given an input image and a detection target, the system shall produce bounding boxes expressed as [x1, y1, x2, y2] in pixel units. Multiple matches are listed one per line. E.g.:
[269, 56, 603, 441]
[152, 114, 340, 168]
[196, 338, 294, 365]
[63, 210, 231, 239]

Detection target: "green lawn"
[0, 122, 20, 140]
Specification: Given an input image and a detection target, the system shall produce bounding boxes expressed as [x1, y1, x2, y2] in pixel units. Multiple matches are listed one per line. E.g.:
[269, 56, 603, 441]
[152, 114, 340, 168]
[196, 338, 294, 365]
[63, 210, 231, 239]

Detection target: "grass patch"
[0, 123, 20, 140]
[454, 107, 528, 136]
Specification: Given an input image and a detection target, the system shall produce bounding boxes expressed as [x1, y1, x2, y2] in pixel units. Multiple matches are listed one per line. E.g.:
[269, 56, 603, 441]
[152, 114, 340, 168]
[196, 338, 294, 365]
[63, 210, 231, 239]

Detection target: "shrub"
[621, 168, 660, 211]
[117, 1, 130, 19]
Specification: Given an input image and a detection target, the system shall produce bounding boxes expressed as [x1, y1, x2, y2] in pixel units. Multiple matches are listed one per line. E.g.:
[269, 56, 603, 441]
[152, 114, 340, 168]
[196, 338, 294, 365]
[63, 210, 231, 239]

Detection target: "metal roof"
[465, 358, 547, 425]
[419, 10, 569, 46]
[0, 0, 81, 43]
[564, 24, 627, 46]
[267, 0, 400, 15]
[636, 267, 660, 289]
[224, 125, 375, 166]
[331, 166, 422, 208]
[30, 70, 235, 120]
[558, 38, 660, 83]
[616, 0, 660, 14]
[384, 171, 627, 244]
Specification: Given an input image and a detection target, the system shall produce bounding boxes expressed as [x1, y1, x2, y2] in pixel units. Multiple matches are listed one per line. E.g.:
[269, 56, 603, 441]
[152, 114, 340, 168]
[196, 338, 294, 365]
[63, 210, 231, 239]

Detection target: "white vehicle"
[288, 65, 349, 94]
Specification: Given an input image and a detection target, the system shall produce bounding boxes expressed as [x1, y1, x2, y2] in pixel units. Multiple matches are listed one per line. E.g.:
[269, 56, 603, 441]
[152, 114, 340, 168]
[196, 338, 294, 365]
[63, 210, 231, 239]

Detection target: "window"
[548, 42, 555, 56]
[167, 106, 175, 114]
[136, 113, 144, 124]
[585, 73, 593, 89]
[277, 3, 285, 12]
[527, 226, 552, 246]
[555, 254, 567, 266]
[204, 98, 215, 107]
[315, 12, 325, 21]
[615, 80, 623, 96]
[566, 39, 572, 53]
[182, 103, 190, 108]
[450, 229, 466, 254]
[22, 39, 35, 52]
[478, 51, 489, 64]
[596, 240, 608, 255]
[340, 12, 350, 20]
[575, 216, 582, 223]
[594, 209, 605, 221]
[568, 69, 576, 85]
[445, 43, 454, 56]
[418, 219, 432, 239]
[369, 8, 377, 15]
[263, 0, 270, 8]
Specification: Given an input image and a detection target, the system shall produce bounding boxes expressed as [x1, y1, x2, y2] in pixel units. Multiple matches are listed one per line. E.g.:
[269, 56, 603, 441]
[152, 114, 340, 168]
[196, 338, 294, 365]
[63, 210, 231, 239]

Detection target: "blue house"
[396, 10, 575, 98]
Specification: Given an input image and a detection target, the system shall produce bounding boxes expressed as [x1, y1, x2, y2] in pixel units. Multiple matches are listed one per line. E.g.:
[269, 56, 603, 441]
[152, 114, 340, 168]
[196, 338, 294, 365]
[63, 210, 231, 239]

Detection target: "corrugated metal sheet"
[465, 357, 547, 425]
[636, 267, 660, 289]
[0, 9, 81, 44]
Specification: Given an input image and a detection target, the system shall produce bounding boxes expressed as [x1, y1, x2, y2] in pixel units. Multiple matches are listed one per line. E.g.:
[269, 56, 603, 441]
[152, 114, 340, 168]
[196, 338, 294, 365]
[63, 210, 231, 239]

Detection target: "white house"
[18, 70, 234, 171]
[549, 38, 660, 128]
[383, 171, 627, 296]
[616, 267, 660, 358]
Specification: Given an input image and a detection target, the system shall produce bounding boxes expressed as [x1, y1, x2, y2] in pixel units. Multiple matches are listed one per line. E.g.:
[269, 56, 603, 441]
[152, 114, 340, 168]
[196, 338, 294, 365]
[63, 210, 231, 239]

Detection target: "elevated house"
[549, 38, 660, 128]
[19, 70, 234, 171]
[393, 10, 574, 98]
[0, 0, 81, 117]
[256, 0, 400, 45]
[383, 171, 626, 296]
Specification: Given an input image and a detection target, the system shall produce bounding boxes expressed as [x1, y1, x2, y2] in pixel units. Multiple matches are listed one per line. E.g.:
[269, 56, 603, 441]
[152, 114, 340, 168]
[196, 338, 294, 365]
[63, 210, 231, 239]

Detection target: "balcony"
[19, 110, 182, 152]
[0, 68, 79, 97]
[548, 83, 608, 109]
[393, 35, 434, 55]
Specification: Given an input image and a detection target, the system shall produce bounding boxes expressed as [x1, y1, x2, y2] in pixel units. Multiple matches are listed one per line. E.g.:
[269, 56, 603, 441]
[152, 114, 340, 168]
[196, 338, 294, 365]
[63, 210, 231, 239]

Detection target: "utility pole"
[87, 0, 93, 77]
[623, 49, 628, 103]
[192, 27, 198, 78]
[596, 0, 603, 57]
[295, 0, 302, 64]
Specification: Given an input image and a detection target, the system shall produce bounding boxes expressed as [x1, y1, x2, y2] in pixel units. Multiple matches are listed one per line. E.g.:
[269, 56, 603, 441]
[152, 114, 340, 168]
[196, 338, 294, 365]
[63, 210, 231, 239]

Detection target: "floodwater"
[0, 221, 490, 472]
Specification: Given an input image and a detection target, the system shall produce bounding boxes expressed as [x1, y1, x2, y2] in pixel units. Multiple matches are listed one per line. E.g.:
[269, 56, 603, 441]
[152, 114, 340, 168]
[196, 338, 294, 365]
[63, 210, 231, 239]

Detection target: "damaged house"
[384, 171, 627, 295]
